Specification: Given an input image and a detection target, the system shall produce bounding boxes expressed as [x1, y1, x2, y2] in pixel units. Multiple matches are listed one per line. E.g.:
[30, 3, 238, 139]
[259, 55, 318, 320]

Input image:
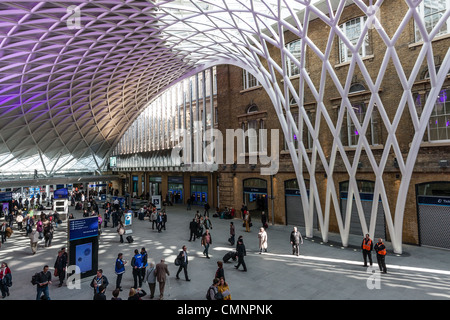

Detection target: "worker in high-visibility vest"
[374, 238, 387, 274]
[361, 234, 373, 267]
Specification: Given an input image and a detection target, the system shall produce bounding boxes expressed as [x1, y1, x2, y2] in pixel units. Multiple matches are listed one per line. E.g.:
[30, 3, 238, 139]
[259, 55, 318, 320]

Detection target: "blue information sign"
[69, 217, 99, 241]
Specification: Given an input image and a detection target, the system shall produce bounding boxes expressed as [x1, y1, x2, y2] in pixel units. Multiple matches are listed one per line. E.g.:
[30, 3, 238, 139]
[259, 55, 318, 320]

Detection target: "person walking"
[36, 265, 52, 300]
[290, 227, 304, 256]
[189, 218, 198, 242]
[258, 227, 268, 254]
[90, 269, 109, 295]
[145, 262, 157, 299]
[29, 227, 40, 255]
[374, 238, 387, 274]
[235, 238, 247, 271]
[206, 278, 222, 300]
[53, 249, 67, 287]
[201, 229, 212, 259]
[361, 234, 373, 267]
[176, 245, 191, 281]
[117, 220, 125, 243]
[131, 249, 144, 289]
[217, 277, 231, 300]
[0, 262, 12, 298]
[229, 222, 235, 246]
[215, 261, 225, 281]
[261, 211, 268, 229]
[162, 210, 167, 230]
[115, 253, 127, 291]
[156, 211, 163, 233]
[203, 216, 213, 230]
[155, 259, 170, 300]
[43, 218, 53, 247]
[150, 209, 157, 230]
[244, 210, 251, 232]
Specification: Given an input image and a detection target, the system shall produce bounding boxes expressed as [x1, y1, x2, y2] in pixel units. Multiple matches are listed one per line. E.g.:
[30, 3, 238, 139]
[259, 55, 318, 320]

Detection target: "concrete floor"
[1, 203, 450, 301]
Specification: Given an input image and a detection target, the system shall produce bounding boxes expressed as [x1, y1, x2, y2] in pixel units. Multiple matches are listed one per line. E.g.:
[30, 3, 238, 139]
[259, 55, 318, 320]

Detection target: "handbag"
[174, 257, 181, 266]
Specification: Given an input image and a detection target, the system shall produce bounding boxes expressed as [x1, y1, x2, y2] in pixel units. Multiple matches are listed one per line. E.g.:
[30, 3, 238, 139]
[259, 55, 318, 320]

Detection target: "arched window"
[338, 16, 372, 63]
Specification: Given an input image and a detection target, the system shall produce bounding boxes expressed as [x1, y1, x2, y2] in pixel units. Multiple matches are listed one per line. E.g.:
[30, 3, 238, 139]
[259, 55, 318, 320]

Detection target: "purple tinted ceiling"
[0, 0, 195, 170]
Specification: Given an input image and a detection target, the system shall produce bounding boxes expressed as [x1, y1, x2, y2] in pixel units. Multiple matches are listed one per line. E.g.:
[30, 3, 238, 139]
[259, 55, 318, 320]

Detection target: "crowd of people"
[0, 192, 390, 300]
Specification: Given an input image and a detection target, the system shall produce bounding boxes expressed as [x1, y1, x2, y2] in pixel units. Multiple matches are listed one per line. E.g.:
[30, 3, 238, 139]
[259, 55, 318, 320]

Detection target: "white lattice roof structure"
[0, 0, 449, 253]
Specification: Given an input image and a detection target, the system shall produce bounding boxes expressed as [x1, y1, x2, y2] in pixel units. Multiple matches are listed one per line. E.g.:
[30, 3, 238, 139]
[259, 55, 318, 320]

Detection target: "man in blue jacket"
[115, 253, 127, 291]
[131, 249, 143, 288]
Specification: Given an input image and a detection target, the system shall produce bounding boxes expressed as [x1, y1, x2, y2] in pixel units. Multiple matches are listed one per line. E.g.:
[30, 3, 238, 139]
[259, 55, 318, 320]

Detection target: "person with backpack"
[35, 265, 52, 300]
[206, 278, 223, 300]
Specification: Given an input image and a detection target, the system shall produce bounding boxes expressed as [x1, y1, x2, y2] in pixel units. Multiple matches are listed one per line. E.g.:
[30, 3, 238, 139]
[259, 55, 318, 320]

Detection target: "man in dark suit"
[189, 219, 198, 241]
[235, 238, 247, 271]
[176, 245, 191, 281]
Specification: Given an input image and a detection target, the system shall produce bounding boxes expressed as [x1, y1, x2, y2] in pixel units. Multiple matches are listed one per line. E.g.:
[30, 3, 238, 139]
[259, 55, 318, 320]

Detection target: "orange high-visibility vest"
[377, 243, 386, 255]
[363, 238, 372, 251]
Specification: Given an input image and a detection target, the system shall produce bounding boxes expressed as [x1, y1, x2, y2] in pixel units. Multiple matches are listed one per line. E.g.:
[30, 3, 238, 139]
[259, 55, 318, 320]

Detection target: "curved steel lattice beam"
[0, 0, 448, 253]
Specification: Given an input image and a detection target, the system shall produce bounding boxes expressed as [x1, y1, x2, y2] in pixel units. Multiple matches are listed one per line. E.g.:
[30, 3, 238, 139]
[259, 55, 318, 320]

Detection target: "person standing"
[374, 238, 387, 274]
[229, 222, 235, 246]
[235, 238, 247, 271]
[361, 234, 373, 267]
[36, 265, 52, 300]
[258, 227, 268, 254]
[155, 259, 170, 300]
[90, 269, 109, 295]
[115, 253, 127, 291]
[201, 229, 212, 259]
[53, 250, 67, 287]
[131, 249, 144, 289]
[176, 245, 191, 281]
[0, 262, 12, 298]
[140, 247, 148, 283]
[290, 227, 304, 256]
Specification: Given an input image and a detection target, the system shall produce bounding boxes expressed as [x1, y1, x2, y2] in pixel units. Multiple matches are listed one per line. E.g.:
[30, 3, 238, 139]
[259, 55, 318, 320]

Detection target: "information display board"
[69, 216, 99, 241]
[67, 216, 99, 279]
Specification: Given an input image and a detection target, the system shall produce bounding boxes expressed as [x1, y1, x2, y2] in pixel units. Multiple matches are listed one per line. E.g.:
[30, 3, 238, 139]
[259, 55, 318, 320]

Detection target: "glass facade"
[112, 67, 217, 170]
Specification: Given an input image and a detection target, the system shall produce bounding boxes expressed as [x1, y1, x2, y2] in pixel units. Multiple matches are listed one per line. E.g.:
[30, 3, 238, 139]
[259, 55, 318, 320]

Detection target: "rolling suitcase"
[223, 251, 237, 263]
